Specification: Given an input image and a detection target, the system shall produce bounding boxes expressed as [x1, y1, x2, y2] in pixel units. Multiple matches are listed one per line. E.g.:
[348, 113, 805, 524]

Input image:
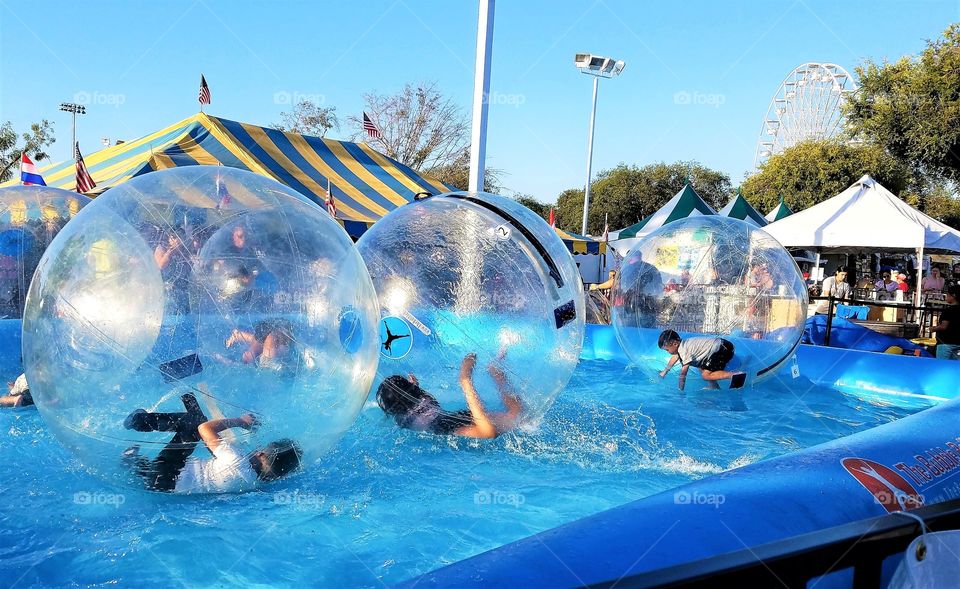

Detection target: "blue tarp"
[802, 315, 931, 356]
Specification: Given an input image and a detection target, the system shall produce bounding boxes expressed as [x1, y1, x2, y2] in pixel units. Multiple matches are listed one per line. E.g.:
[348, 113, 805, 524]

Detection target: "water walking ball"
[611, 216, 807, 388]
[22, 166, 380, 493]
[0, 186, 90, 378]
[356, 192, 585, 434]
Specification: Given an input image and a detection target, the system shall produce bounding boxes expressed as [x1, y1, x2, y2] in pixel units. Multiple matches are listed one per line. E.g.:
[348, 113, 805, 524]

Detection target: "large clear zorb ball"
[356, 192, 585, 436]
[22, 166, 380, 493]
[612, 216, 806, 389]
[0, 186, 89, 379]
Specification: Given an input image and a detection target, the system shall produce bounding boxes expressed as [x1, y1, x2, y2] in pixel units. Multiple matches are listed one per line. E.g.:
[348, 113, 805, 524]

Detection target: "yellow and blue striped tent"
[5, 112, 601, 252]
[1, 113, 451, 237]
[555, 227, 606, 254]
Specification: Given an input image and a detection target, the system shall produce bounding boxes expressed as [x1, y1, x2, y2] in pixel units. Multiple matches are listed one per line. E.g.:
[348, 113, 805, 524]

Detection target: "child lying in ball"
[123, 392, 302, 493]
[222, 319, 295, 371]
[376, 353, 522, 439]
[0, 373, 32, 408]
[657, 329, 746, 390]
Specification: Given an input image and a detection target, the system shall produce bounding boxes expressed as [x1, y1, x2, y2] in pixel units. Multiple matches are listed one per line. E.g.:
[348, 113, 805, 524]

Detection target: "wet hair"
[658, 329, 681, 349]
[376, 376, 436, 422]
[254, 439, 303, 481]
[835, 265, 849, 274]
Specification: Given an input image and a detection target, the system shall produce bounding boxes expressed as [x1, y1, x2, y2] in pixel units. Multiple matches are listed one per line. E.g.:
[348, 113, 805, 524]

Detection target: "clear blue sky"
[2, 1, 957, 204]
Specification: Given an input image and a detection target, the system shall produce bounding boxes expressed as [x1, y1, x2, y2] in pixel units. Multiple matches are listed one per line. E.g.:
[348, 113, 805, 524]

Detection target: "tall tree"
[423, 148, 504, 194]
[741, 139, 914, 214]
[351, 82, 469, 172]
[844, 23, 960, 183]
[0, 120, 56, 182]
[512, 194, 550, 220]
[555, 162, 732, 234]
[273, 100, 339, 137]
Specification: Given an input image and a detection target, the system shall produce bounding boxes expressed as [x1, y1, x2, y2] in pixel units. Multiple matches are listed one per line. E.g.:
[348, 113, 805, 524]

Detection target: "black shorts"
[703, 340, 734, 372]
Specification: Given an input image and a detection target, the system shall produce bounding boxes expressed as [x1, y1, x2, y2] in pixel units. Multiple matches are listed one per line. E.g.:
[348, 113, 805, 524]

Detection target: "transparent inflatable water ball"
[0, 185, 89, 381]
[357, 192, 585, 437]
[0, 186, 89, 320]
[612, 216, 806, 388]
[22, 166, 380, 493]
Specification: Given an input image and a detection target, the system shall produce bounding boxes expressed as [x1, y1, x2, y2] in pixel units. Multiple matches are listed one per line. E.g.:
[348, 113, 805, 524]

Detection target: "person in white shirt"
[816, 266, 852, 314]
[123, 392, 302, 493]
[657, 330, 746, 390]
[0, 373, 32, 408]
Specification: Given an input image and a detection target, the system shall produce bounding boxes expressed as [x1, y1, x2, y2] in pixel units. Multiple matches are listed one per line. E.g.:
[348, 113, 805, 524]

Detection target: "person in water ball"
[122, 392, 302, 493]
[657, 329, 746, 390]
[376, 353, 522, 439]
[0, 373, 32, 408]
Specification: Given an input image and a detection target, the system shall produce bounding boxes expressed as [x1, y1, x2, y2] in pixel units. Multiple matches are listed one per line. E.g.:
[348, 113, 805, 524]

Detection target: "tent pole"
[814, 250, 821, 283]
[916, 245, 924, 308]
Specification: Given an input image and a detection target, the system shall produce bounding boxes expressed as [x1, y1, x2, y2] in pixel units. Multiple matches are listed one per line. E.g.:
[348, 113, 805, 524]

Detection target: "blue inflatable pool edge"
[399, 325, 960, 588]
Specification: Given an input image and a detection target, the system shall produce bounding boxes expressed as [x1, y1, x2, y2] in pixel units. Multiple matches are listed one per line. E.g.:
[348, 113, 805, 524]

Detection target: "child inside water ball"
[123, 392, 302, 493]
[376, 352, 522, 439]
[657, 329, 747, 390]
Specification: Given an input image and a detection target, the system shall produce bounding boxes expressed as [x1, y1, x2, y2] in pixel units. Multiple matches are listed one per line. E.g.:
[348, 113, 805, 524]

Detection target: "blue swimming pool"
[0, 348, 921, 588]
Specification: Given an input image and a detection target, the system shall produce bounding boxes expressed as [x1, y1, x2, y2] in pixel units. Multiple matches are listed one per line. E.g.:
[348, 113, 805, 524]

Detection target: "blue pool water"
[0, 359, 921, 588]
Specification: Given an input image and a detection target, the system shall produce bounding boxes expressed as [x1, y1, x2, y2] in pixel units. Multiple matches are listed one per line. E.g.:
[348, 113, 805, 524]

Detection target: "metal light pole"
[59, 103, 87, 152]
[574, 54, 624, 235]
[468, 0, 495, 193]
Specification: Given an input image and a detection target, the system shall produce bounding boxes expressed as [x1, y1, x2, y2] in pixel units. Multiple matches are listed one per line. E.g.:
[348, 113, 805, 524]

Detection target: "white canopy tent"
[764, 174, 960, 304]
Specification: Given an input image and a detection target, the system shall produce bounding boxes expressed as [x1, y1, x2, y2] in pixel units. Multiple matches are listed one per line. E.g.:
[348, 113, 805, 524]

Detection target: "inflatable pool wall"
[584, 324, 957, 406]
[402, 325, 960, 588]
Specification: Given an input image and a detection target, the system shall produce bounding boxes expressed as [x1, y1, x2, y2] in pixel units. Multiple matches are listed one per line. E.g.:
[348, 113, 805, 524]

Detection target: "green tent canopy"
[719, 188, 768, 226]
[765, 197, 793, 222]
[615, 182, 716, 239]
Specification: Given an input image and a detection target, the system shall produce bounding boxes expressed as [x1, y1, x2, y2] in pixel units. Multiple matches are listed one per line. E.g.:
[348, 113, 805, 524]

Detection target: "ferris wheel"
[754, 62, 858, 169]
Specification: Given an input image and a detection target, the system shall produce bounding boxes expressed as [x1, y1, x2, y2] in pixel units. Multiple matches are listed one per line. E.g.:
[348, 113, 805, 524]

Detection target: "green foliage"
[0, 120, 56, 182]
[273, 100, 339, 137]
[424, 150, 504, 194]
[741, 139, 913, 213]
[512, 194, 550, 220]
[555, 161, 731, 234]
[844, 23, 960, 183]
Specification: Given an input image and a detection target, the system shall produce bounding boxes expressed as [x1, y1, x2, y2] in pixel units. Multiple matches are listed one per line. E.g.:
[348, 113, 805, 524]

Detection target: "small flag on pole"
[325, 179, 337, 218]
[548, 208, 555, 228]
[19, 153, 46, 186]
[198, 74, 211, 106]
[602, 213, 609, 243]
[74, 143, 96, 193]
[362, 112, 381, 139]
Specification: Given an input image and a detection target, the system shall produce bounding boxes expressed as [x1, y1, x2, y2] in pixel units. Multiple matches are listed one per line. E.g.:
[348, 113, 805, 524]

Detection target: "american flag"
[198, 74, 211, 105]
[325, 181, 337, 217]
[74, 142, 96, 193]
[362, 112, 381, 139]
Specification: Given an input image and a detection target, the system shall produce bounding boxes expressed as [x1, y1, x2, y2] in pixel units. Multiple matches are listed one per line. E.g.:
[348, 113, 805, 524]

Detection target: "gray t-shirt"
[678, 337, 722, 368]
[817, 276, 851, 313]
